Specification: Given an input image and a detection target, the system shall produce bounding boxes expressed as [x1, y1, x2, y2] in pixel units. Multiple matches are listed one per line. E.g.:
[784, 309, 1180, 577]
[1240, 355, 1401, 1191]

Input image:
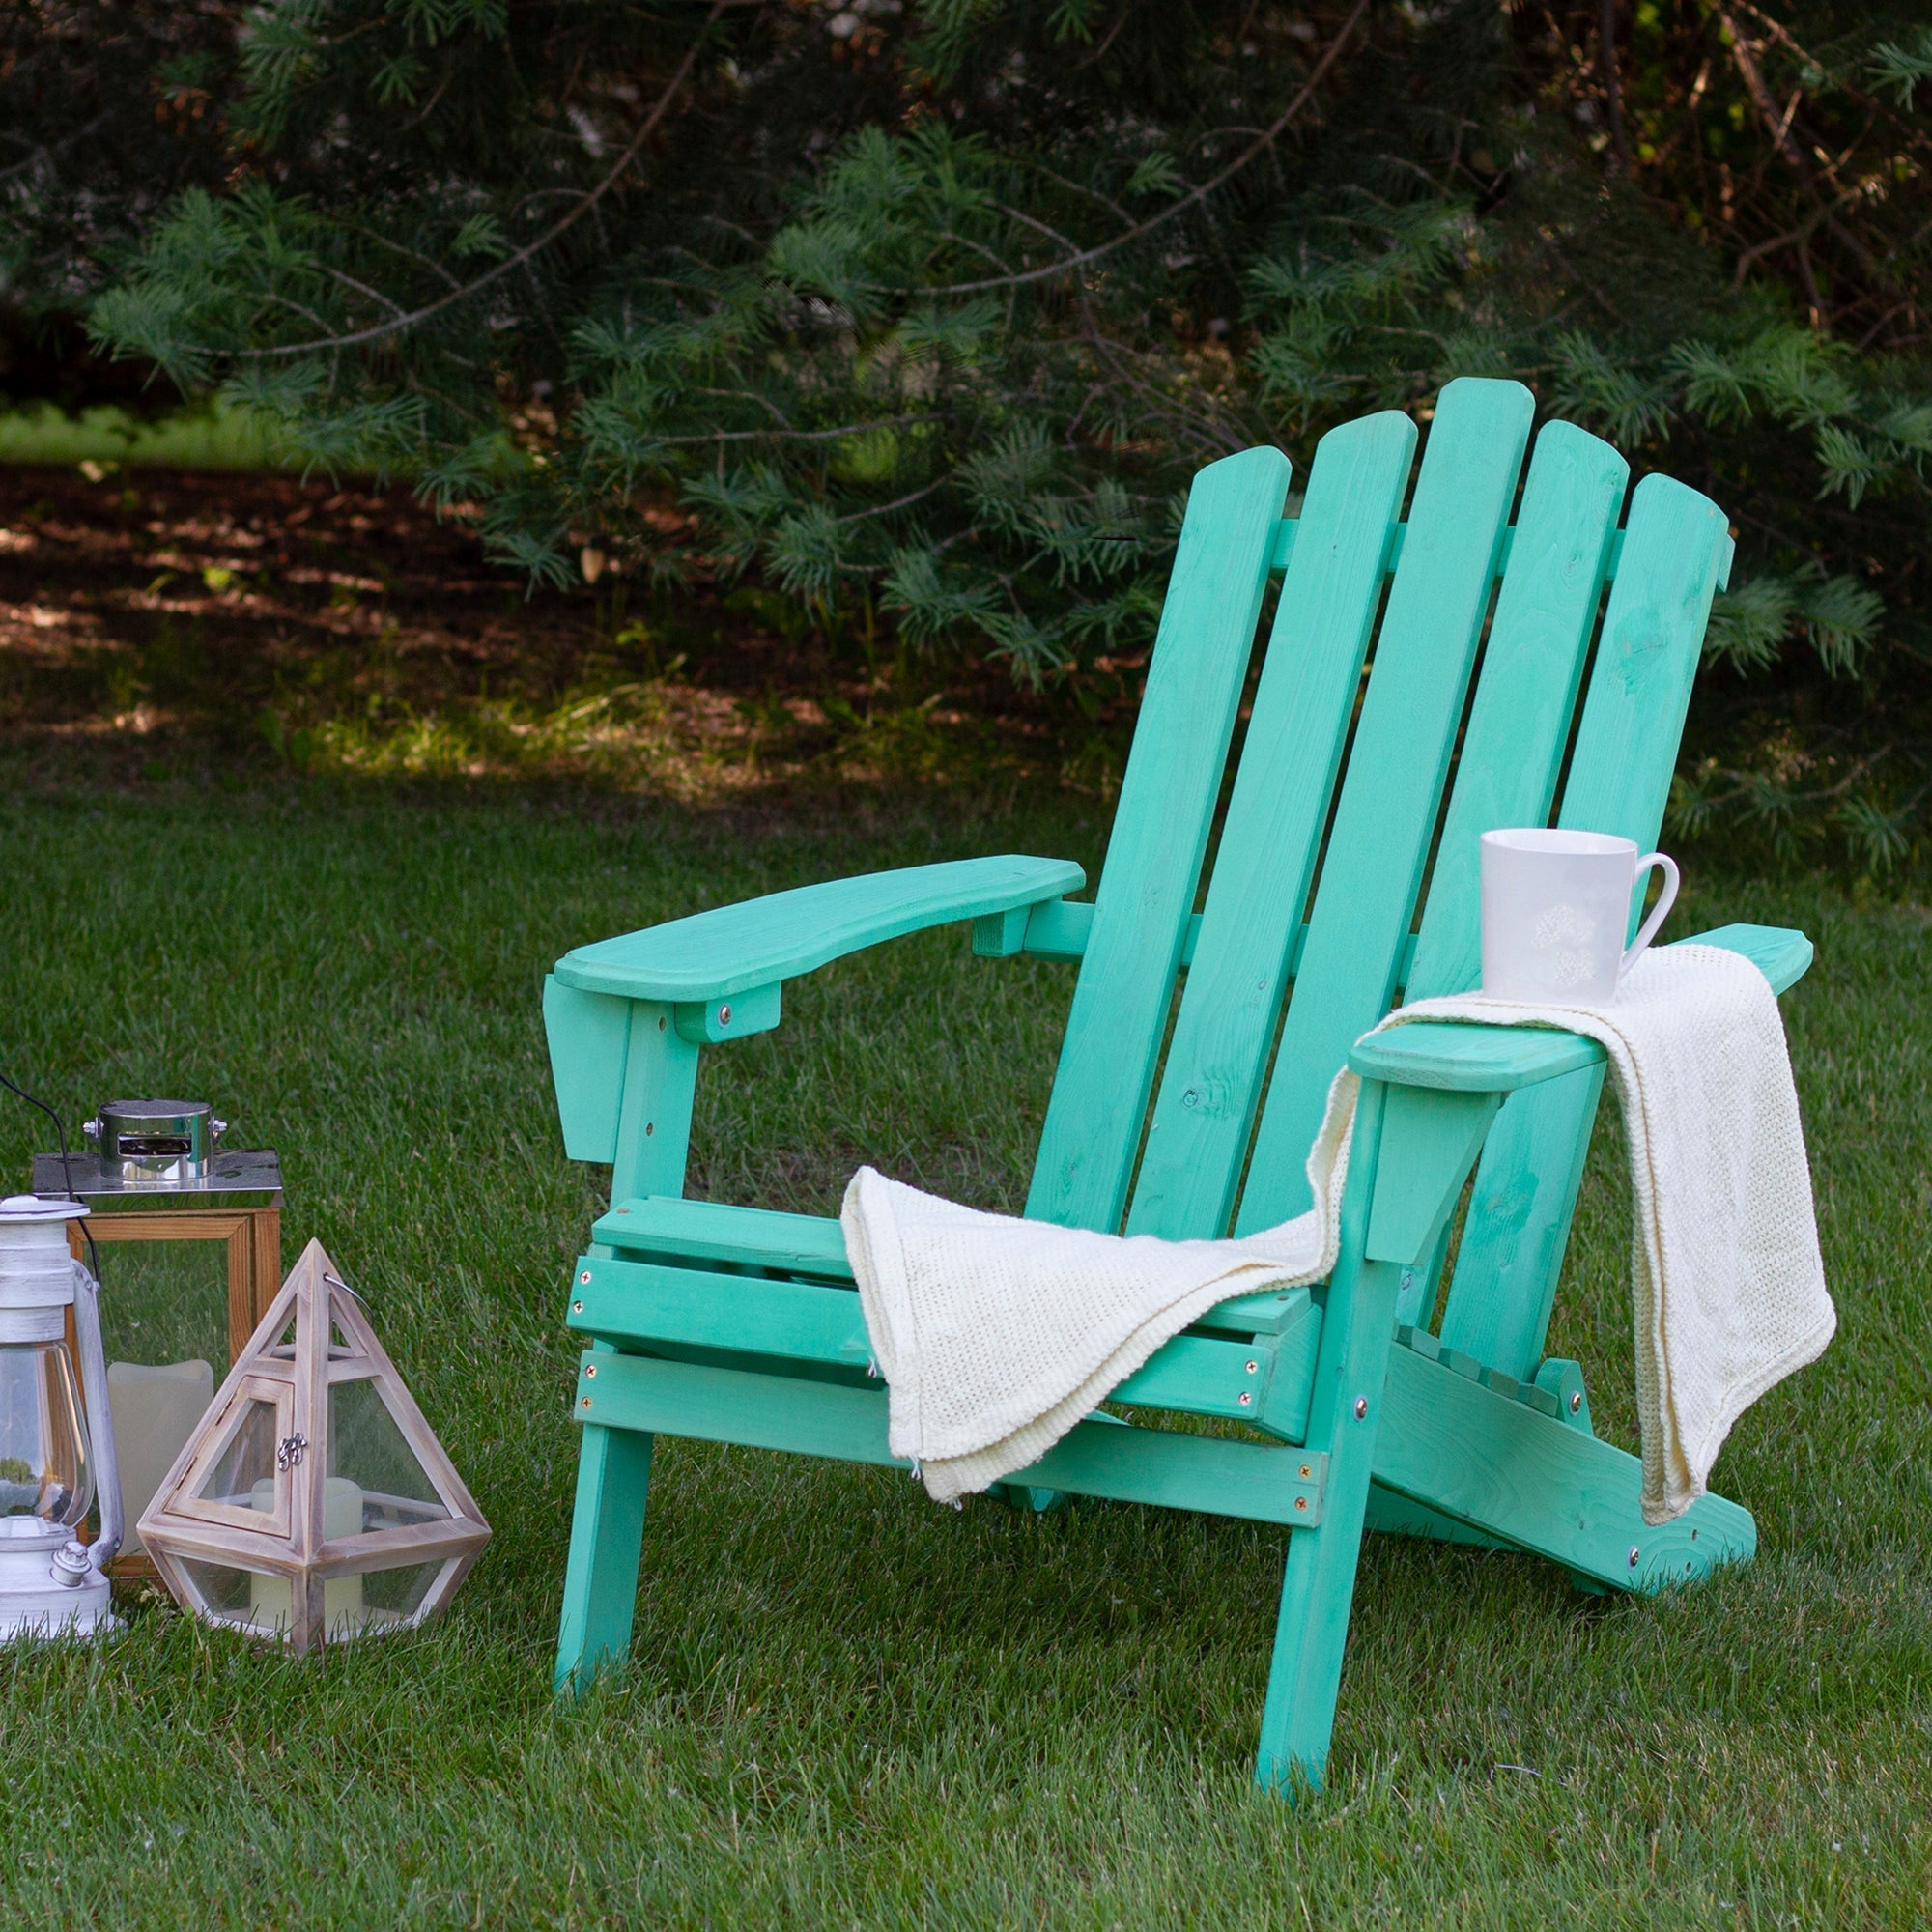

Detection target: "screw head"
[1294, 1496, 1308, 1512]
[1237, 1391, 1253, 1406]
[1628, 1546, 1640, 1568]
[1298, 1463, 1312, 1479]
[719, 1004, 732, 1025]
[657, 1015, 666, 1031]
[1353, 1396, 1369, 1420]
[583, 1363, 597, 1378]
[579, 1269, 592, 1285]
[580, 1395, 592, 1408]
[645, 1122, 654, 1136]
[1245, 1359, 1260, 1375]
[1569, 1390, 1583, 1414]
[572, 1299, 583, 1314]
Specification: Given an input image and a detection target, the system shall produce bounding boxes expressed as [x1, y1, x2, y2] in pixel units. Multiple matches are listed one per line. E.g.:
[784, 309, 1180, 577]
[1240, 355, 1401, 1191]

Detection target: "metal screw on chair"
[645, 1122, 654, 1136]
[1570, 1390, 1582, 1413]
[1628, 1546, 1639, 1568]
[1298, 1463, 1312, 1479]
[579, 1269, 592, 1285]
[1238, 1391, 1252, 1406]
[584, 1364, 597, 1378]
[1294, 1497, 1308, 1512]
[658, 1015, 666, 1031]
[1353, 1396, 1368, 1420]
[719, 1004, 732, 1025]
[581, 1396, 592, 1408]
[572, 1300, 583, 1314]
[1245, 1359, 1259, 1374]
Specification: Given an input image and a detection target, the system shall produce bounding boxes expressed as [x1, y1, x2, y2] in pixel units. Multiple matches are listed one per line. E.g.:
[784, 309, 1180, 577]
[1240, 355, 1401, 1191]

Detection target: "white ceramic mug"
[1479, 829, 1679, 1003]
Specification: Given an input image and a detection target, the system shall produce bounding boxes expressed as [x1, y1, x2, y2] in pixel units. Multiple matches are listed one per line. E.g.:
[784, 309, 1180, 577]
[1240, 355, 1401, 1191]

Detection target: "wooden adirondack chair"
[541, 377, 1813, 1793]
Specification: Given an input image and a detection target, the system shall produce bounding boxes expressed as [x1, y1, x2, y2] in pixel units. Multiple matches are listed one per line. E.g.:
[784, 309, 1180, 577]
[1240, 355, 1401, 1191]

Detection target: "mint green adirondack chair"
[541, 377, 1812, 1792]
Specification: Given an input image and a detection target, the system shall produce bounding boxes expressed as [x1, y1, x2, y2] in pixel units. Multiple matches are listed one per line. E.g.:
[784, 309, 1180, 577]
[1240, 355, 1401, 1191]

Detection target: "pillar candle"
[107, 1359, 214, 1553]
[248, 1475, 366, 1635]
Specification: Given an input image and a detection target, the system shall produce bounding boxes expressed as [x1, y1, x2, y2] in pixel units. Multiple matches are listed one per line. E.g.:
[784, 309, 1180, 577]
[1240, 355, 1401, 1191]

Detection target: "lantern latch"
[277, 1434, 309, 1471]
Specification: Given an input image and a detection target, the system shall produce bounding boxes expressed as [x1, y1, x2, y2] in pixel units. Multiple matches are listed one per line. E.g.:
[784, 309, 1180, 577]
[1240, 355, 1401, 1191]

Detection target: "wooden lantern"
[138, 1239, 491, 1651]
[35, 1142, 283, 1581]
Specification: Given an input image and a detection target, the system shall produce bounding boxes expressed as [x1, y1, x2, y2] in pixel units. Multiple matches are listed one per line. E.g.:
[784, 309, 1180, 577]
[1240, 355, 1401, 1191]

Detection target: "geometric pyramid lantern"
[137, 1240, 490, 1652]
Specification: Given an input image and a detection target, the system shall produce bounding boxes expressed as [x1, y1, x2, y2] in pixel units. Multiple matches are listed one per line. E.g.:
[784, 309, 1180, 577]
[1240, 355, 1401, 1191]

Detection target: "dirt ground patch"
[0, 465, 1094, 797]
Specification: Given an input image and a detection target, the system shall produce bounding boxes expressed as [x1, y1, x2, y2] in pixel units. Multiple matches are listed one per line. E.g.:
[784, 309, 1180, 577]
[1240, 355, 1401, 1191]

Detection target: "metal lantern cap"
[84, 1099, 226, 1185]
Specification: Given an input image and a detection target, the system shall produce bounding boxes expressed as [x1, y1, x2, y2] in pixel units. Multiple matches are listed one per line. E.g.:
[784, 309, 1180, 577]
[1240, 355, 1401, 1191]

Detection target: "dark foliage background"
[5, 0, 1930, 864]
[0, 1, 242, 411]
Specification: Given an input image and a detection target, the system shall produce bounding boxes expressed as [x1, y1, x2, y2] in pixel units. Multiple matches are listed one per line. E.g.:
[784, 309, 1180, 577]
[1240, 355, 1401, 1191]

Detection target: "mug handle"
[1619, 853, 1680, 978]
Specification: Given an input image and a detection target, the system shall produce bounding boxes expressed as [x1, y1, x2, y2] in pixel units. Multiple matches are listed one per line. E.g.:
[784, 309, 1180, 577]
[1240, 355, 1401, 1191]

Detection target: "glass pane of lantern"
[96, 1236, 231, 1375]
[175, 1556, 257, 1627]
[172, 1556, 365, 1638]
[0, 1344, 93, 1534]
[194, 1398, 281, 1511]
[328, 1378, 449, 1532]
[357, 1557, 444, 1631]
[108, 1360, 215, 1553]
[177, 1552, 441, 1640]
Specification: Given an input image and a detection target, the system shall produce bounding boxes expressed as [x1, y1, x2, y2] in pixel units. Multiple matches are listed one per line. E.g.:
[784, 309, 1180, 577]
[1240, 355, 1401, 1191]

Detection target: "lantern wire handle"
[0, 1069, 100, 1278]
[322, 1269, 370, 1309]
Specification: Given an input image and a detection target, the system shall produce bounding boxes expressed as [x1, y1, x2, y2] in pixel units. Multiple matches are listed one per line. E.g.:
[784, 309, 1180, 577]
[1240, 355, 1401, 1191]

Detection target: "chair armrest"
[1680, 923, 1812, 993]
[1350, 1024, 1605, 1093]
[552, 854, 1086, 1002]
[1348, 922, 1813, 1094]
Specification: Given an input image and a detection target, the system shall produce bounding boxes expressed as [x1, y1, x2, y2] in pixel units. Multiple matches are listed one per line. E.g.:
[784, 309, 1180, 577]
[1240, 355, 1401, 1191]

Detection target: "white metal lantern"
[0, 1195, 122, 1639]
[138, 1239, 490, 1652]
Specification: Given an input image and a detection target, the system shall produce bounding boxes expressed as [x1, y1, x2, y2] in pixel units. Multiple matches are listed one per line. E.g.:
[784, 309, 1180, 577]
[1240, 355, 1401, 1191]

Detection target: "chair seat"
[582, 1197, 1324, 1432]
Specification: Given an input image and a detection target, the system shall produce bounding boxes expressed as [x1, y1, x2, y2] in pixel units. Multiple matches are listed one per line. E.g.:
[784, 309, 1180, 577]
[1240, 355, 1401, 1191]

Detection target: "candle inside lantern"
[248, 1476, 366, 1634]
[107, 1360, 213, 1554]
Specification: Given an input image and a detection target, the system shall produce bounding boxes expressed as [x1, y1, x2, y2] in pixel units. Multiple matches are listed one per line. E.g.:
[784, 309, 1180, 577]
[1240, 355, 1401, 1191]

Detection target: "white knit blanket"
[842, 942, 1833, 1520]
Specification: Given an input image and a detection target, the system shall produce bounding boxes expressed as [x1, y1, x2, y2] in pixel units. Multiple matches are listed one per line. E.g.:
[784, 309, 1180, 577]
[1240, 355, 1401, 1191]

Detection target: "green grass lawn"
[1, 765, 1927, 1929]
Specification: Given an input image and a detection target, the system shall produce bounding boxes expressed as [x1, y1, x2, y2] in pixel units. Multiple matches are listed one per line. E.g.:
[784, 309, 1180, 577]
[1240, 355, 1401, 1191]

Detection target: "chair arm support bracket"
[673, 981, 781, 1045]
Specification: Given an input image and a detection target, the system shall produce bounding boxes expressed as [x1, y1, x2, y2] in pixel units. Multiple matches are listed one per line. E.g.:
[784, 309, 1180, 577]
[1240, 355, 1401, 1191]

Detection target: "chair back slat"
[1025, 446, 1291, 1231]
[1552, 471, 1731, 848]
[1233, 378, 1534, 1232]
[1124, 412, 1414, 1239]
[1404, 420, 1630, 1001]
[1435, 469, 1732, 1369]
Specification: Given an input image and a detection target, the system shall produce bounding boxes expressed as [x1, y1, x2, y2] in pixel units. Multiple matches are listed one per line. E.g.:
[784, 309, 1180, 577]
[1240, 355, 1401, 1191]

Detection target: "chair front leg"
[1254, 1080, 1501, 1794]
[554, 1362, 656, 1695]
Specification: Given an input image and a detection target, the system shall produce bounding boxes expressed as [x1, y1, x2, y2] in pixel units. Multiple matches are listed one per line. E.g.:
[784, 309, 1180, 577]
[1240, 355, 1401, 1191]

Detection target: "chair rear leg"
[554, 1422, 654, 1694]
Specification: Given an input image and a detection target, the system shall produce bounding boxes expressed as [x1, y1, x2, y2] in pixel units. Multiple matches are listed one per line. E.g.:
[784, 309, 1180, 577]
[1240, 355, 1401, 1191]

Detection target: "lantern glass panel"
[175, 1556, 256, 1626]
[328, 1378, 450, 1532]
[98, 1240, 230, 1374]
[194, 1397, 282, 1511]
[174, 1554, 444, 1639]
[358, 1557, 444, 1628]
[0, 1343, 92, 1534]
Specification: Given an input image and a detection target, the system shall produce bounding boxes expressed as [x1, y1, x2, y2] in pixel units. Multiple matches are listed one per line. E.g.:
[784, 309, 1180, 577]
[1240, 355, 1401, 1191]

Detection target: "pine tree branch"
[250, 2, 730, 359]
[646, 414, 944, 445]
[874, 0, 1371, 298]
[1713, 3, 1893, 319]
